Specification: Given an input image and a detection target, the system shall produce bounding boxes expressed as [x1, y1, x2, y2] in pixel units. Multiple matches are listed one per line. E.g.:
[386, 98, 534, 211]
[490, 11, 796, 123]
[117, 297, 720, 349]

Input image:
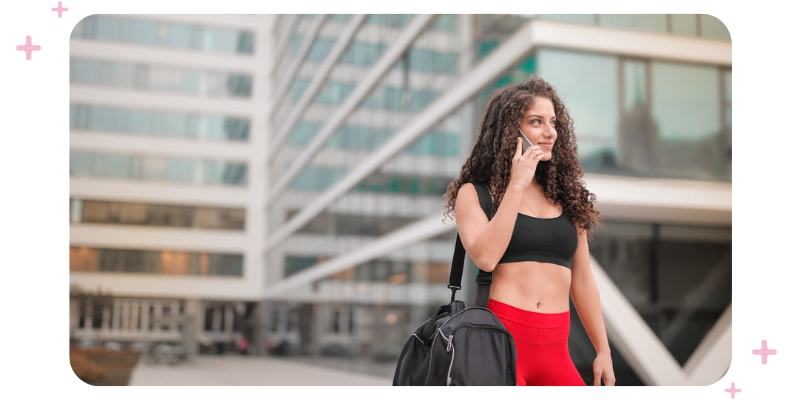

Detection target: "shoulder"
[455, 183, 480, 212]
[458, 182, 476, 195]
[456, 183, 477, 204]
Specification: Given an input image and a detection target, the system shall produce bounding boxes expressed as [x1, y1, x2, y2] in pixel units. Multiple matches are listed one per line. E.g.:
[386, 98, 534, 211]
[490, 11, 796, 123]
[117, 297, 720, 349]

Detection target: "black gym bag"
[392, 182, 517, 386]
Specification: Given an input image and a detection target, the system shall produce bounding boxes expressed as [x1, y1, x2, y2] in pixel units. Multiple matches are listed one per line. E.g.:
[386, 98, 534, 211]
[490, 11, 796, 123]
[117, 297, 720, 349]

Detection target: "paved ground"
[129, 355, 393, 386]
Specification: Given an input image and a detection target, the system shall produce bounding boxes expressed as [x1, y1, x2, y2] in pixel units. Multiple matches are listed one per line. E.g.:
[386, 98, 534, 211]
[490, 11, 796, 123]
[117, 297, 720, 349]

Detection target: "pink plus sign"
[725, 382, 741, 399]
[52, 1, 68, 18]
[752, 339, 777, 364]
[16, 36, 41, 61]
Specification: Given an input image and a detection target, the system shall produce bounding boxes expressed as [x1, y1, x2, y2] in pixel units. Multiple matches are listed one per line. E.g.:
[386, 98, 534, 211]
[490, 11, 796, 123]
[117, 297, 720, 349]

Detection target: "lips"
[538, 142, 554, 147]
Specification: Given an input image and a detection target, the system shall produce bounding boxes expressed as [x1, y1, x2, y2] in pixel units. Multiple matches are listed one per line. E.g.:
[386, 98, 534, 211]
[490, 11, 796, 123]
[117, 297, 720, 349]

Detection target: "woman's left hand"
[592, 352, 615, 386]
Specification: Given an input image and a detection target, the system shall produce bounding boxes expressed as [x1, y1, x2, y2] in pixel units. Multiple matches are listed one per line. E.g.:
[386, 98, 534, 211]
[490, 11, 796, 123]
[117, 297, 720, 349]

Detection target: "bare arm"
[569, 225, 611, 356]
[570, 227, 616, 386]
[454, 182, 526, 273]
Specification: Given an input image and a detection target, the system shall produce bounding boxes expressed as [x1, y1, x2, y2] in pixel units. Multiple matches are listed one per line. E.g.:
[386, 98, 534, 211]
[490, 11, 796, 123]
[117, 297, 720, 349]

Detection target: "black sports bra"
[498, 211, 578, 269]
[474, 183, 578, 269]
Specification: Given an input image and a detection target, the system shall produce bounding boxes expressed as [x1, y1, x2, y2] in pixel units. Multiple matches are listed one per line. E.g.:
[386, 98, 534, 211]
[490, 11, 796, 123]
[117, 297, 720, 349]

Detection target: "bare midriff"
[489, 261, 571, 313]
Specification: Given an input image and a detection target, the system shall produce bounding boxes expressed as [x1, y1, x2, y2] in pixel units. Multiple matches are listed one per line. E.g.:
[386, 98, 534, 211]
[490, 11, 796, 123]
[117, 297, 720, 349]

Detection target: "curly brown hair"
[441, 75, 603, 241]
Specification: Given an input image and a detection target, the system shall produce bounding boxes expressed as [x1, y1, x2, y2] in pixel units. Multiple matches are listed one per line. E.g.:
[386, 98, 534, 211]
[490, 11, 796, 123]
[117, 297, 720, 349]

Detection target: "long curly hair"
[441, 75, 603, 241]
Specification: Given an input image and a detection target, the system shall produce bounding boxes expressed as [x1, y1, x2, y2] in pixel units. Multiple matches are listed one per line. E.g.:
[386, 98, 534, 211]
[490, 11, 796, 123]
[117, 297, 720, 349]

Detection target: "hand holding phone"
[511, 129, 545, 189]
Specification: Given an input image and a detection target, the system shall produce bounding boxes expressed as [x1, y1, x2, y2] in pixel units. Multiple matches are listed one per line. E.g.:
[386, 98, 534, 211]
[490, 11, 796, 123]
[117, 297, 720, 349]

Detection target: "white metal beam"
[684, 303, 733, 385]
[530, 19, 731, 67]
[660, 252, 732, 346]
[271, 15, 300, 74]
[590, 253, 688, 385]
[269, 14, 327, 121]
[267, 14, 370, 162]
[263, 213, 452, 298]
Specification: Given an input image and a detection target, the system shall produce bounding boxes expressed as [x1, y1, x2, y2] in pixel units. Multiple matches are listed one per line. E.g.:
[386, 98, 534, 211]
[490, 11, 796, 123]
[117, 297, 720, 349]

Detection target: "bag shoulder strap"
[447, 182, 495, 308]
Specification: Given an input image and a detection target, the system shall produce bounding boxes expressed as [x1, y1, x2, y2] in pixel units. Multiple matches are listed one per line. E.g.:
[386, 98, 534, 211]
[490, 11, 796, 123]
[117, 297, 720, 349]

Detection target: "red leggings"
[487, 298, 586, 386]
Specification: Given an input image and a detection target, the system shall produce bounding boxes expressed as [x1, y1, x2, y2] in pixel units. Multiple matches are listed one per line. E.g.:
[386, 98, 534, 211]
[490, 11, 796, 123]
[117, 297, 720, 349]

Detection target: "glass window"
[430, 14, 457, 32]
[699, 14, 731, 41]
[340, 42, 387, 67]
[285, 256, 320, 277]
[203, 161, 248, 185]
[669, 14, 698, 37]
[366, 14, 414, 28]
[71, 15, 256, 54]
[70, 246, 244, 276]
[328, 15, 352, 23]
[651, 60, 722, 180]
[406, 132, 459, 157]
[406, 48, 458, 75]
[306, 38, 336, 61]
[71, 105, 249, 141]
[288, 34, 304, 58]
[288, 122, 322, 146]
[723, 69, 731, 180]
[70, 151, 248, 186]
[70, 58, 253, 98]
[617, 59, 655, 177]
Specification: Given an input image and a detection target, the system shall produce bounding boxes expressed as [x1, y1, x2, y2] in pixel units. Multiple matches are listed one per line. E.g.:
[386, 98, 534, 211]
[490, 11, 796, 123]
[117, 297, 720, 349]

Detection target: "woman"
[442, 76, 615, 386]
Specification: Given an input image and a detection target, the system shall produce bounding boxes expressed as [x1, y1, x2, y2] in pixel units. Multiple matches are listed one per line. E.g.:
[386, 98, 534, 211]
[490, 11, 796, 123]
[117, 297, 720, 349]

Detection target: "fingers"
[515, 137, 522, 158]
[522, 145, 544, 160]
[593, 372, 601, 386]
[605, 372, 616, 386]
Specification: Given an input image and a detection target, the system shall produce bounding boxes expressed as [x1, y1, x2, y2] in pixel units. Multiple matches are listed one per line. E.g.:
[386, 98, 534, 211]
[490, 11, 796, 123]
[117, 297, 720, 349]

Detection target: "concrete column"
[113, 300, 122, 331]
[252, 301, 269, 356]
[121, 301, 130, 331]
[141, 302, 150, 334]
[154, 301, 163, 332]
[131, 301, 140, 332]
[225, 305, 235, 335]
[196, 300, 205, 335]
[170, 301, 179, 332]
[183, 298, 201, 363]
[82, 298, 93, 333]
[101, 306, 110, 333]
[212, 306, 222, 332]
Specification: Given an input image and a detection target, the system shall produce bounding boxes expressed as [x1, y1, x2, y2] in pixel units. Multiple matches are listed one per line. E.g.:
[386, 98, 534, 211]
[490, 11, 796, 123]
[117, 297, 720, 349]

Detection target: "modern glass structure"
[69, 14, 731, 386]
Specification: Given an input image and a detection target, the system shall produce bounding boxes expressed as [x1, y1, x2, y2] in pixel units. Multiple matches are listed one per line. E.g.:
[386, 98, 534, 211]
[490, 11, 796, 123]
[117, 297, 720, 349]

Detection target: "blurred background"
[68, 14, 732, 386]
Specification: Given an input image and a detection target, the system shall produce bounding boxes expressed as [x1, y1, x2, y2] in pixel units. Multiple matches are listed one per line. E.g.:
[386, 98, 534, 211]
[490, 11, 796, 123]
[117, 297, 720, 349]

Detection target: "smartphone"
[518, 129, 534, 154]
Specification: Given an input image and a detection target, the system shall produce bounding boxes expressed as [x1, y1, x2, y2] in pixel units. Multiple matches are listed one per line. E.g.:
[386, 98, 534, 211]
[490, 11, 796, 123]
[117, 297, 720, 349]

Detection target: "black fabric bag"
[393, 182, 517, 386]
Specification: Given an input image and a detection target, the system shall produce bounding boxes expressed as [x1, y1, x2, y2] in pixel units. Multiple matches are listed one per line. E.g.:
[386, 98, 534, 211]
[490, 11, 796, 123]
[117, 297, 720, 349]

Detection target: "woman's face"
[519, 96, 558, 162]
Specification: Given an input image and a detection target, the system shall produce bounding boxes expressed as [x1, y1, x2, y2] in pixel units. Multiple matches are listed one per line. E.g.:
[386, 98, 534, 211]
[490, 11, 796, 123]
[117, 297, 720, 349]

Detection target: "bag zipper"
[438, 329, 455, 386]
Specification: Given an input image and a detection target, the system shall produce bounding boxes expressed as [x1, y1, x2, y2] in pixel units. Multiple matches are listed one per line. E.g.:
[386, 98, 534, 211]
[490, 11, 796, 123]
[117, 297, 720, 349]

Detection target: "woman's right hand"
[509, 137, 545, 190]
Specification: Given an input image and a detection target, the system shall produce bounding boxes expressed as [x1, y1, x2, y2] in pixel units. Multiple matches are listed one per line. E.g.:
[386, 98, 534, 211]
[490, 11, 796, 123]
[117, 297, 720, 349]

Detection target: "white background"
[0, 1, 791, 399]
